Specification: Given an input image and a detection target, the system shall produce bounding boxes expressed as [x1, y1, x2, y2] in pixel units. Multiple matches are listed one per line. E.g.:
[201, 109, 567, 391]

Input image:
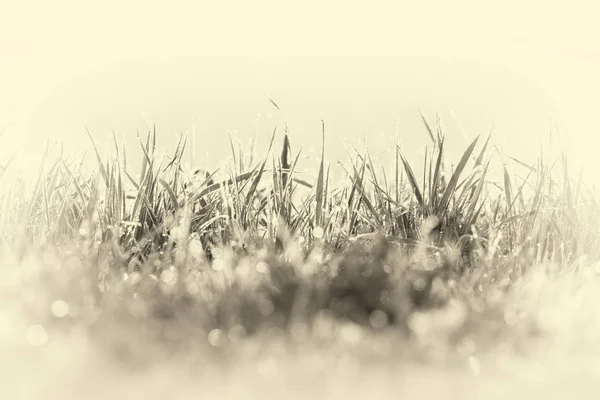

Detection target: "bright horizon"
[2, 1, 599, 188]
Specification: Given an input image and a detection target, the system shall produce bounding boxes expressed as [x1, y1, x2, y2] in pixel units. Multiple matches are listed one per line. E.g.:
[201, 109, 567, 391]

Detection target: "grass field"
[2, 117, 600, 398]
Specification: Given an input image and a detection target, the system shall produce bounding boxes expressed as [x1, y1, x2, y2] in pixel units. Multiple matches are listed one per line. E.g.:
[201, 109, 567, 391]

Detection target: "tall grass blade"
[474, 132, 492, 167]
[397, 146, 425, 209]
[244, 128, 276, 209]
[437, 135, 480, 217]
[265, 94, 281, 111]
[315, 120, 326, 228]
[503, 164, 513, 212]
[431, 136, 445, 210]
[419, 111, 436, 143]
[85, 127, 109, 186]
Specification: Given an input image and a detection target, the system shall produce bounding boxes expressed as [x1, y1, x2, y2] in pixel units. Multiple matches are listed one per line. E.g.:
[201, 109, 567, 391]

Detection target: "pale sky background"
[1, 0, 600, 186]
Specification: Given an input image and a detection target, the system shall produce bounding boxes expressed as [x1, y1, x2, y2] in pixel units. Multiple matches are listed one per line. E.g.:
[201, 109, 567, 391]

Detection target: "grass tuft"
[1, 120, 599, 372]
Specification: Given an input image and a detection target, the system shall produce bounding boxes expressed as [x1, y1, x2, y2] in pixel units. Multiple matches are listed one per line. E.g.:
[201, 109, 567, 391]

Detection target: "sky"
[1, 0, 600, 186]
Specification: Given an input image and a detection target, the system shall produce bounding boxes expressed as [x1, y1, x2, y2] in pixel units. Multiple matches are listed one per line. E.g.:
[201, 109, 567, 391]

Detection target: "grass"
[2, 115, 600, 397]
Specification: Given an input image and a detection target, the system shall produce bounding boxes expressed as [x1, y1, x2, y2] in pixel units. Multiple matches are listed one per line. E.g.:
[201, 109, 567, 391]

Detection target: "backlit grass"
[1, 116, 600, 397]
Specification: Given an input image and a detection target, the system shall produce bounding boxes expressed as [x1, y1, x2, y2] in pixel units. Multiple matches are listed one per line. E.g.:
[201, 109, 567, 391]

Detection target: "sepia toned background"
[1, 0, 599, 186]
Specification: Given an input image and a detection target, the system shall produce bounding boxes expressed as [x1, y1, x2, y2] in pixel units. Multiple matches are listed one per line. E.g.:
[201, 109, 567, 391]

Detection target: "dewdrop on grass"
[313, 226, 324, 239]
[227, 325, 247, 343]
[208, 329, 224, 347]
[160, 269, 176, 285]
[369, 309, 389, 329]
[51, 300, 69, 318]
[255, 261, 269, 274]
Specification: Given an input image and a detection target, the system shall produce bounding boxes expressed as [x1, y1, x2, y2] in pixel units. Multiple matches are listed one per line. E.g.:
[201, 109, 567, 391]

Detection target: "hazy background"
[1, 0, 599, 186]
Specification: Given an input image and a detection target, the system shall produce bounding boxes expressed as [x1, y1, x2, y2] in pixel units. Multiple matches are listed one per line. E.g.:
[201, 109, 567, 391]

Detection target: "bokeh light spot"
[51, 300, 69, 318]
[26, 325, 48, 346]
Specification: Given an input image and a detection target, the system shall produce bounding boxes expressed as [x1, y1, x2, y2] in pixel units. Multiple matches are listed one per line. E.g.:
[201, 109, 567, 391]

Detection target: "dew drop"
[51, 300, 69, 318]
[208, 329, 224, 347]
[413, 277, 428, 291]
[313, 227, 324, 239]
[369, 309, 389, 329]
[255, 261, 269, 274]
[160, 269, 176, 285]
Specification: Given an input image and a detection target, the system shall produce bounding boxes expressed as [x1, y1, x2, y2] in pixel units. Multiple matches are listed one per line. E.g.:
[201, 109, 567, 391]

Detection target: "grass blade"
[437, 135, 480, 217]
[315, 120, 326, 228]
[397, 145, 425, 209]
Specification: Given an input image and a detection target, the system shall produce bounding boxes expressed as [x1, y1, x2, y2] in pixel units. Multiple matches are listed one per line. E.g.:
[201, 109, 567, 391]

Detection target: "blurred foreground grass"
[1, 117, 600, 398]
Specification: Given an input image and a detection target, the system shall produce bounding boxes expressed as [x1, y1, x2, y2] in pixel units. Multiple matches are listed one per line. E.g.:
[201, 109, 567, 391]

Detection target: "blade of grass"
[396, 145, 425, 209]
[419, 111, 435, 143]
[437, 135, 480, 217]
[315, 120, 326, 228]
[85, 127, 109, 186]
